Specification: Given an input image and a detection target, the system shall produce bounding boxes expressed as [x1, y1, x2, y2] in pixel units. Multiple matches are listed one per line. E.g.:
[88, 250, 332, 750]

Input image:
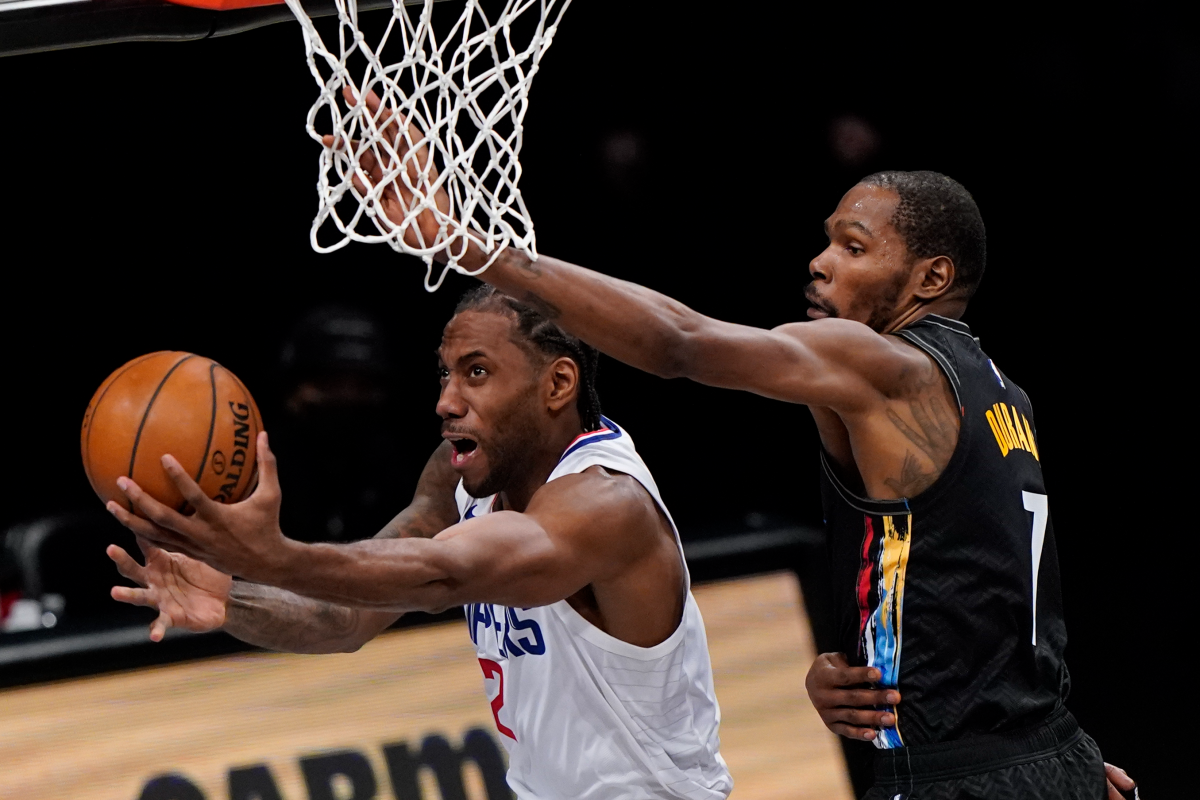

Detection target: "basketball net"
[283, 0, 571, 290]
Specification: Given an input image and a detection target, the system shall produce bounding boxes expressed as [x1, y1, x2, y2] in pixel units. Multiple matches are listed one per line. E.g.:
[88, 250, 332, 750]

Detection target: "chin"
[463, 471, 503, 499]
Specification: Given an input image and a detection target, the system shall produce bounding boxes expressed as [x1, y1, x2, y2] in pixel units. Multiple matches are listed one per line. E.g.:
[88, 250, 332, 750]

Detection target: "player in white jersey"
[460, 415, 726, 799]
[106, 286, 732, 800]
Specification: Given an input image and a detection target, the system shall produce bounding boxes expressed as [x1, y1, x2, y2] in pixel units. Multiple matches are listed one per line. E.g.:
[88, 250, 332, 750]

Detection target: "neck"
[497, 417, 584, 512]
[882, 295, 968, 334]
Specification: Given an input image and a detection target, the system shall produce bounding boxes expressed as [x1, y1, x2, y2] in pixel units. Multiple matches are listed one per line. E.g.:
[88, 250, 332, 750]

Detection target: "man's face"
[806, 184, 915, 332]
[436, 310, 547, 498]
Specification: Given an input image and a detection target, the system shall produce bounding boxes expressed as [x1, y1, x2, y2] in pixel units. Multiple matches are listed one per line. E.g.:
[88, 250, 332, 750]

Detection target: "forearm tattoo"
[224, 581, 363, 654]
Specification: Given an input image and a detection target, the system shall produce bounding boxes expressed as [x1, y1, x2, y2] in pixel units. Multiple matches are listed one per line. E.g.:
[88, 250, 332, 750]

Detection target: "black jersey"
[820, 315, 1070, 749]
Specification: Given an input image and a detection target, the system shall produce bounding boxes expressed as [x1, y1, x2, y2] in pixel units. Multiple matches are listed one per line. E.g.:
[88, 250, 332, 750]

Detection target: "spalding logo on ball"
[81, 352, 263, 514]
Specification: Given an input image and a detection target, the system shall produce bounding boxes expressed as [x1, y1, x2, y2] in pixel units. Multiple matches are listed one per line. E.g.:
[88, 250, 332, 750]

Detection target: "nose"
[809, 246, 832, 282]
[436, 377, 467, 420]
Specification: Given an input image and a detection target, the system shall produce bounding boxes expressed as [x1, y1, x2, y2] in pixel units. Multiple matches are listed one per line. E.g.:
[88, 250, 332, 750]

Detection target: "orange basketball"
[81, 351, 263, 515]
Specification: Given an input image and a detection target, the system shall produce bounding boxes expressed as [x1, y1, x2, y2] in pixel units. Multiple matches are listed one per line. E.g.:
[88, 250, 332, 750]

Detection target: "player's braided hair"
[454, 285, 604, 432]
[859, 170, 987, 299]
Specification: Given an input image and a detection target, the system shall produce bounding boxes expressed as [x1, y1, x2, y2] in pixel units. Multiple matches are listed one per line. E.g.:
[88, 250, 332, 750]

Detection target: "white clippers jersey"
[457, 417, 732, 800]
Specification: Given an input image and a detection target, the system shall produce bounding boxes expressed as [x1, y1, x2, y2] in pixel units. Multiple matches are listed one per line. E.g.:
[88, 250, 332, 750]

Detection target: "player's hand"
[108, 537, 232, 641]
[322, 87, 461, 259]
[1106, 762, 1138, 799]
[805, 651, 899, 741]
[107, 431, 292, 582]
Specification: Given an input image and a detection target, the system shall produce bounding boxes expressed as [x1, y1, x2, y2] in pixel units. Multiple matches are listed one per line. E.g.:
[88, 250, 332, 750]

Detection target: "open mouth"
[449, 436, 479, 466]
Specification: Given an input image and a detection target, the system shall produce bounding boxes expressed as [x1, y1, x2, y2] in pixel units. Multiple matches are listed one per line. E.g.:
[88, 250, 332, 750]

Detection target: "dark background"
[0, 6, 1188, 795]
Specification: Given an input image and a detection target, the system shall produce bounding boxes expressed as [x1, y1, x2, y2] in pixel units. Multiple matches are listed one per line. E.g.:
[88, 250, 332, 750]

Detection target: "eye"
[437, 366, 449, 380]
[470, 365, 488, 378]
[846, 243, 865, 255]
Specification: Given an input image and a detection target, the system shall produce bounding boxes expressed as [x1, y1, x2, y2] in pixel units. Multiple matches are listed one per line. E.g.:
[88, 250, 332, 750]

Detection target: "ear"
[912, 255, 956, 300]
[545, 356, 580, 414]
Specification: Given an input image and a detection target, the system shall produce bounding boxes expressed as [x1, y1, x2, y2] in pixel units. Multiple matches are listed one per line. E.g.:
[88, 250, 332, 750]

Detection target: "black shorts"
[863, 708, 1106, 800]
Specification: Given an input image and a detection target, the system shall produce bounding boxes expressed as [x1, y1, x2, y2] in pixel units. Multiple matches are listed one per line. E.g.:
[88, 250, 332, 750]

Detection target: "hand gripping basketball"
[106, 431, 288, 581]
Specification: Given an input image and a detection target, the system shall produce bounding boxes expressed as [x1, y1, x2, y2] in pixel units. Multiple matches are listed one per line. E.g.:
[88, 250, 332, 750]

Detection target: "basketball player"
[308, 90, 1137, 798]
[106, 287, 734, 800]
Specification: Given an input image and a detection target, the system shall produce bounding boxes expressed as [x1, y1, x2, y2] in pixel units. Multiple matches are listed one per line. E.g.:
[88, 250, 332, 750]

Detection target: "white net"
[284, 0, 571, 290]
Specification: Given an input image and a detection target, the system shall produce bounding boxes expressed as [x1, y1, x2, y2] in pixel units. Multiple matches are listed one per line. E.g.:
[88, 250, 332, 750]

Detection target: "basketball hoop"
[283, 0, 571, 290]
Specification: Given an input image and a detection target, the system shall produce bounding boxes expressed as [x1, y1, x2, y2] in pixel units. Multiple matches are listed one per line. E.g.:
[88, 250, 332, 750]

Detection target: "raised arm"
[108, 440, 461, 652]
[332, 88, 911, 412]
[483, 251, 905, 409]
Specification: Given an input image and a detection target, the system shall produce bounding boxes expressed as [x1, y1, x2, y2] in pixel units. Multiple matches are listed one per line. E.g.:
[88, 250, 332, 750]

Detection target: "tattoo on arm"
[519, 291, 562, 320]
[882, 365, 959, 496]
[224, 581, 366, 654]
[513, 257, 542, 277]
[220, 444, 458, 652]
[883, 451, 940, 496]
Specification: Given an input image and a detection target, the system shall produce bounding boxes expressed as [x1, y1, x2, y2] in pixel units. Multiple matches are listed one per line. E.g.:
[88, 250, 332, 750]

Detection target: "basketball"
[80, 352, 263, 515]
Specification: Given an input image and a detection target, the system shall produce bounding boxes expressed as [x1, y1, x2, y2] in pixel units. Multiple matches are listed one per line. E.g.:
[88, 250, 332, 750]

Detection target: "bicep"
[432, 472, 654, 607]
[432, 512, 595, 607]
[676, 317, 888, 409]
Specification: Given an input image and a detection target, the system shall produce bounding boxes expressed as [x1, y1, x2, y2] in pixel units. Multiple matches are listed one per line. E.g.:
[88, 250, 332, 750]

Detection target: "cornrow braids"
[454, 284, 604, 432]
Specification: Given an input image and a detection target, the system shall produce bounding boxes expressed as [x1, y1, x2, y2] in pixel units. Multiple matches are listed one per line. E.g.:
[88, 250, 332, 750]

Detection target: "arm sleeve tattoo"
[223, 581, 378, 654]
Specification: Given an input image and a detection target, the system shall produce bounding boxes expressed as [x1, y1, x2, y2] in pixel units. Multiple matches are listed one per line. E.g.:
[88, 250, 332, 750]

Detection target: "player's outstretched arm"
[108, 439, 462, 651]
[117, 443, 664, 617]
[258, 466, 664, 613]
[481, 251, 918, 410]
[336, 89, 908, 412]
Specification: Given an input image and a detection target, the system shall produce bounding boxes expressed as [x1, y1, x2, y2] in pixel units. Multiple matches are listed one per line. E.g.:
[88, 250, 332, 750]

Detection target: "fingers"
[825, 710, 892, 729]
[821, 706, 895, 742]
[359, 150, 386, 185]
[149, 609, 174, 642]
[106, 497, 171, 539]
[108, 499, 206, 560]
[835, 665, 882, 686]
[111, 585, 157, 609]
[114, 477, 194, 537]
[135, 535, 164, 562]
[106, 545, 148, 586]
[1105, 763, 1136, 790]
[254, 432, 282, 504]
[834, 688, 899, 707]
[343, 86, 402, 147]
[809, 658, 885, 692]
[828, 722, 878, 741]
[812, 652, 881, 683]
[160, 455, 218, 520]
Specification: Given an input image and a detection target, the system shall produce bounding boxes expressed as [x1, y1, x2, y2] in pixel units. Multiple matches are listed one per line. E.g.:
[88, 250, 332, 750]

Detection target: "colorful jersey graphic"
[855, 513, 912, 748]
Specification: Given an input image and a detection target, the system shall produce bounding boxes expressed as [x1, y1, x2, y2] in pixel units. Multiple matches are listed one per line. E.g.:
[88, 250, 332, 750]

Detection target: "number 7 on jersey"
[1022, 491, 1048, 647]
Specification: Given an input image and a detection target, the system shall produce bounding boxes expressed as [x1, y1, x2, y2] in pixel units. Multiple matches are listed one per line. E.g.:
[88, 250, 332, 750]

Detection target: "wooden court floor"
[0, 571, 853, 799]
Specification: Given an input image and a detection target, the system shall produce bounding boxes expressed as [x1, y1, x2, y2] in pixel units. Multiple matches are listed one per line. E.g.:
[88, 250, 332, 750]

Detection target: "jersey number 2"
[478, 658, 517, 740]
[1022, 491, 1048, 647]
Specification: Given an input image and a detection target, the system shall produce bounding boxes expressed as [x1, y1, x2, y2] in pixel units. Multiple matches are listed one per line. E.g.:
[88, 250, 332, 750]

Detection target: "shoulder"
[772, 319, 938, 399]
[532, 465, 655, 516]
[526, 466, 664, 552]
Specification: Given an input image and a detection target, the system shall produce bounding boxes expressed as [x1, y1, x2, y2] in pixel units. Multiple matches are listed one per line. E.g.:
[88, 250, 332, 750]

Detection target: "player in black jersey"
[330, 97, 1135, 798]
